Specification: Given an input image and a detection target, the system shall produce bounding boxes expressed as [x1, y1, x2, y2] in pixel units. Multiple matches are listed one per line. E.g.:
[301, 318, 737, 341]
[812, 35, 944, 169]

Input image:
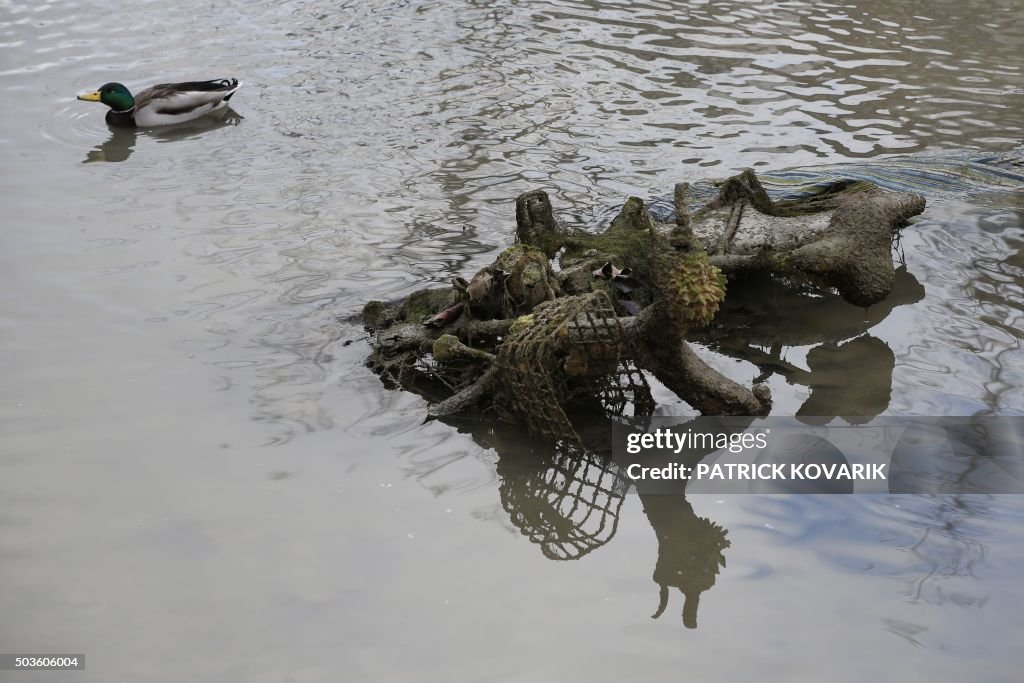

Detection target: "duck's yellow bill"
[77, 91, 102, 102]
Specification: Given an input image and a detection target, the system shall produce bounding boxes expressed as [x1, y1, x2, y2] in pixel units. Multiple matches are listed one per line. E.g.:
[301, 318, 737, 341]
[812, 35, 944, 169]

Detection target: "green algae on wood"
[364, 168, 925, 444]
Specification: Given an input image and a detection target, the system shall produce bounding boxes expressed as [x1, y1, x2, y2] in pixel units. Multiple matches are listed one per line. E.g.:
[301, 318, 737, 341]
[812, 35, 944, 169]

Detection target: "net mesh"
[500, 447, 632, 560]
[495, 291, 654, 446]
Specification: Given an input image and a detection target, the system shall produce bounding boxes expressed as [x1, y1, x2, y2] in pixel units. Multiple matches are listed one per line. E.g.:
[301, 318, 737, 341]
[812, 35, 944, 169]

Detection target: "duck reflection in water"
[82, 108, 243, 163]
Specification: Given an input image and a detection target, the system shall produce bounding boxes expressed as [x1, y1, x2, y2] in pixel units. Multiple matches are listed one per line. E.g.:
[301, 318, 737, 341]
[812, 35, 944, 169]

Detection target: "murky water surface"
[2, 0, 1023, 680]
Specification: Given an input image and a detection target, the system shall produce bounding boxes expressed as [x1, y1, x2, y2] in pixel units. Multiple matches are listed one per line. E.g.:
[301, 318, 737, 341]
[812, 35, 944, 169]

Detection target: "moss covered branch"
[363, 169, 924, 445]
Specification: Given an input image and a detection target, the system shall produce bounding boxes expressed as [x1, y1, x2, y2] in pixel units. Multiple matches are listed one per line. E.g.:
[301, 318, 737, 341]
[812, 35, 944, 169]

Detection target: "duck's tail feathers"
[171, 78, 241, 93]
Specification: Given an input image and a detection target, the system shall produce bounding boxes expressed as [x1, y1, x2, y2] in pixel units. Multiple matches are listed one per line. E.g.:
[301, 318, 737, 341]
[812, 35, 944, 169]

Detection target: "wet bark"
[362, 170, 925, 436]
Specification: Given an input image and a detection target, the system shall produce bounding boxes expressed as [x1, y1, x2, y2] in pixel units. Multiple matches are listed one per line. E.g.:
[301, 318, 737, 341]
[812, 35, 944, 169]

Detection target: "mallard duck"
[76, 78, 242, 128]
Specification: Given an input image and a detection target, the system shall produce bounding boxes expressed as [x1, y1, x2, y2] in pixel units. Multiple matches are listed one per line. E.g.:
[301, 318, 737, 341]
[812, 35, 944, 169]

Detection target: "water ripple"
[2, 0, 1022, 441]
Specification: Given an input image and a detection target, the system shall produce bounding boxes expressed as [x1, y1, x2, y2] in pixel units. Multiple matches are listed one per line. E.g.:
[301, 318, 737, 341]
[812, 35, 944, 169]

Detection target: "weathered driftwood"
[521, 170, 925, 307]
[362, 170, 925, 446]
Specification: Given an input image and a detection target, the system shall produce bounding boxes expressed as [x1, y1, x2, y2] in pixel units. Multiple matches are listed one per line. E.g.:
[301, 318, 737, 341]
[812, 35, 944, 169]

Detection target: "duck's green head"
[77, 83, 134, 111]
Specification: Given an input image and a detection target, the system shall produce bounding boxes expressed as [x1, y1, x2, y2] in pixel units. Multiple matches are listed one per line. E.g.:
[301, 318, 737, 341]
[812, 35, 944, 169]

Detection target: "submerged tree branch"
[364, 169, 924, 440]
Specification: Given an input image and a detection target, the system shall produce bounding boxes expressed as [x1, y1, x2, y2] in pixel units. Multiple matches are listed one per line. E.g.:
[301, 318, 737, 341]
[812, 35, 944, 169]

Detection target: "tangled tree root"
[362, 170, 925, 447]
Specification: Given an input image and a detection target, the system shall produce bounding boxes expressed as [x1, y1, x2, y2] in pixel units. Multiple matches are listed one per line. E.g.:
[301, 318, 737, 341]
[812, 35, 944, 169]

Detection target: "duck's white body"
[131, 80, 243, 126]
